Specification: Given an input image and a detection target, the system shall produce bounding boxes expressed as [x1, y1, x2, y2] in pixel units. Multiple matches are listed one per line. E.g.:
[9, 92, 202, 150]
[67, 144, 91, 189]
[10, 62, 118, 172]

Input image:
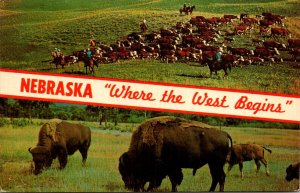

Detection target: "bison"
[286, 162, 300, 181]
[227, 144, 272, 178]
[118, 116, 233, 192]
[28, 119, 91, 175]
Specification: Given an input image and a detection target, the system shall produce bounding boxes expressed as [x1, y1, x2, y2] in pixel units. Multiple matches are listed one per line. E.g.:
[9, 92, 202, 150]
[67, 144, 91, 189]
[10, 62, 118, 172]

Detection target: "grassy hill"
[0, 0, 300, 94]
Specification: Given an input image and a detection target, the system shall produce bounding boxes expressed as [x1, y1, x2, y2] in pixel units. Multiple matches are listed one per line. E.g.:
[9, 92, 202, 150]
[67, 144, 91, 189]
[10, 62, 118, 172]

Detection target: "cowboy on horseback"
[140, 18, 148, 32]
[183, 3, 187, 11]
[90, 35, 97, 47]
[213, 47, 223, 70]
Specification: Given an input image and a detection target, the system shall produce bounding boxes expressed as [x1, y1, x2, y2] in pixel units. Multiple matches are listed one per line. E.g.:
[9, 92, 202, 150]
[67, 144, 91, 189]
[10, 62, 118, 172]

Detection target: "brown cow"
[288, 38, 300, 48]
[227, 144, 272, 178]
[286, 162, 300, 181]
[271, 28, 289, 37]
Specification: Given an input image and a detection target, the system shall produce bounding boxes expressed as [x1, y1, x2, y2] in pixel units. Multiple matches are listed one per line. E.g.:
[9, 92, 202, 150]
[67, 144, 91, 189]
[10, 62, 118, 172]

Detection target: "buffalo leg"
[227, 164, 233, 174]
[255, 159, 261, 176]
[168, 168, 183, 192]
[260, 158, 270, 176]
[58, 148, 68, 169]
[79, 148, 88, 166]
[147, 178, 163, 192]
[209, 162, 226, 192]
[238, 161, 244, 179]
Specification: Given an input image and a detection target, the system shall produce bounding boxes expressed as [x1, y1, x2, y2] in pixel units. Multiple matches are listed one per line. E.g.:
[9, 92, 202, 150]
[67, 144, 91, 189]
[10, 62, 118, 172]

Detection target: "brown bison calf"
[227, 144, 272, 178]
[286, 162, 300, 181]
[28, 119, 91, 175]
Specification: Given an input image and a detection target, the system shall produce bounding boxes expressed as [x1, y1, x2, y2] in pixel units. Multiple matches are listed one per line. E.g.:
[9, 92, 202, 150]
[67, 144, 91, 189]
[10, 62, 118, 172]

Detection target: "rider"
[57, 49, 62, 57]
[140, 18, 148, 31]
[86, 48, 92, 59]
[90, 35, 96, 47]
[215, 47, 223, 67]
[52, 48, 58, 58]
[183, 3, 187, 11]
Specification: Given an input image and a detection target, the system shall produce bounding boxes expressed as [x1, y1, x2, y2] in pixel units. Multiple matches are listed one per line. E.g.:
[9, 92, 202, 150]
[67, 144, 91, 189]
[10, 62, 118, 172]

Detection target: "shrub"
[11, 118, 31, 128]
[0, 117, 10, 127]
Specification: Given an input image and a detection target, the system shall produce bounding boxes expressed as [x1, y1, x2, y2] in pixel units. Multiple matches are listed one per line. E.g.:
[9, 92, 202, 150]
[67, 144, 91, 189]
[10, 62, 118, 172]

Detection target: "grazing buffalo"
[227, 144, 272, 178]
[285, 162, 300, 181]
[28, 119, 91, 175]
[119, 116, 233, 192]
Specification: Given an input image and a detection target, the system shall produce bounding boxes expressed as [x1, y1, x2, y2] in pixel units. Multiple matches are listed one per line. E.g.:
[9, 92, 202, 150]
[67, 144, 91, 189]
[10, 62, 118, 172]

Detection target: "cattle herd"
[29, 117, 299, 191]
[51, 12, 300, 76]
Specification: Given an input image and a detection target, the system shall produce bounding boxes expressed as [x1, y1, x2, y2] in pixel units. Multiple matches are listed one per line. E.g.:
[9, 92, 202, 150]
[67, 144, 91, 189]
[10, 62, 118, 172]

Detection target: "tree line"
[0, 98, 298, 130]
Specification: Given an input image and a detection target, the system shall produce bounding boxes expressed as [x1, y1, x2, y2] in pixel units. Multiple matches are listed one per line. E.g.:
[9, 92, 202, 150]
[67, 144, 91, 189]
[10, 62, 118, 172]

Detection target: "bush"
[0, 117, 10, 127]
[11, 118, 31, 128]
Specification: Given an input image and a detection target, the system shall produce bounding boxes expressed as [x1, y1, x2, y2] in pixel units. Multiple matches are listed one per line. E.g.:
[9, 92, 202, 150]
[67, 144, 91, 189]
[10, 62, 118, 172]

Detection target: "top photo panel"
[1, 0, 299, 95]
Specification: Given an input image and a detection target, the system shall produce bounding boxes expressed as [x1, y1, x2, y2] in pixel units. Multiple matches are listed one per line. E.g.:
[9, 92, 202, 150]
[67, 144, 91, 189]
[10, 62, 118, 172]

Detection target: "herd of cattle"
[29, 117, 299, 191]
[51, 12, 300, 76]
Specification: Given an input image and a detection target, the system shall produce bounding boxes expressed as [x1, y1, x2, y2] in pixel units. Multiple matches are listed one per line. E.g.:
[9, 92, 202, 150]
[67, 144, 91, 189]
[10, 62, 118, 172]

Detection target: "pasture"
[0, 120, 299, 191]
[0, 0, 300, 94]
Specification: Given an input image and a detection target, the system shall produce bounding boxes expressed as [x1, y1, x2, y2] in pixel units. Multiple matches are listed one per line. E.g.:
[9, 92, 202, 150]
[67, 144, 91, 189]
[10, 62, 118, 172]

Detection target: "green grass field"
[0, 120, 299, 192]
[0, 0, 300, 94]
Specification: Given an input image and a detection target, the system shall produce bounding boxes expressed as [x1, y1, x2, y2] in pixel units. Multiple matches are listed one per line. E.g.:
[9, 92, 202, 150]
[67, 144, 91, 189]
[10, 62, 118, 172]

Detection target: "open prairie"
[0, 120, 299, 192]
[0, 0, 300, 94]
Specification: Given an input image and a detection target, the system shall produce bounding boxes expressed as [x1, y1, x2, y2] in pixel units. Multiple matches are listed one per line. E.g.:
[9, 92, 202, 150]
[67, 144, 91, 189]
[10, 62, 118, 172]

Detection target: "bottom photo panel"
[0, 99, 299, 192]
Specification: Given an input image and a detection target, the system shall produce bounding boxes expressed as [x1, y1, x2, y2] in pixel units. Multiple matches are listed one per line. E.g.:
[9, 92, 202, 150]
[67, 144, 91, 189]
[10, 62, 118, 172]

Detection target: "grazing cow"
[289, 48, 300, 62]
[119, 116, 233, 192]
[288, 38, 300, 48]
[252, 38, 264, 45]
[240, 13, 248, 21]
[254, 47, 280, 57]
[162, 54, 178, 64]
[234, 25, 249, 35]
[224, 36, 235, 43]
[222, 54, 240, 67]
[259, 27, 271, 36]
[263, 40, 286, 49]
[249, 56, 264, 65]
[228, 47, 253, 56]
[271, 28, 289, 37]
[285, 162, 300, 182]
[259, 20, 274, 28]
[227, 144, 272, 178]
[224, 15, 238, 21]
[28, 119, 91, 175]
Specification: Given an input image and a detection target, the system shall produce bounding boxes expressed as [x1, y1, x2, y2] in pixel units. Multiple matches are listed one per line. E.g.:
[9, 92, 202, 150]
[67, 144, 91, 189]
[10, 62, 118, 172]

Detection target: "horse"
[84, 56, 99, 74]
[140, 22, 148, 32]
[51, 55, 67, 69]
[201, 52, 231, 78]
[180, 5, 195, 15]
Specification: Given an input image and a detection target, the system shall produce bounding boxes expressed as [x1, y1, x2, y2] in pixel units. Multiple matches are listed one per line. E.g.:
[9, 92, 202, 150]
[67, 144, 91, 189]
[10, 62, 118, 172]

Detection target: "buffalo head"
[285, 163, 299, 182]
[28, 146, 51, 175]
[118, 152, 146, 191]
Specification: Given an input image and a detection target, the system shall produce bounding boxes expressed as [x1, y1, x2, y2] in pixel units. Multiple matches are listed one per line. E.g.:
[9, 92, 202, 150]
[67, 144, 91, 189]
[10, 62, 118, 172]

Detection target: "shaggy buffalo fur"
[227, 144, 272, 178]
[286, 162, 300, 182]
[29, 119, 91, 175]
[119, 116, 232, 192]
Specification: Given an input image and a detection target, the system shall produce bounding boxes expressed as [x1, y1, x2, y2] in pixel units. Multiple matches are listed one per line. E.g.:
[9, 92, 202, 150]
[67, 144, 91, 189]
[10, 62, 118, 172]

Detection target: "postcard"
[0, 0, 299, 192]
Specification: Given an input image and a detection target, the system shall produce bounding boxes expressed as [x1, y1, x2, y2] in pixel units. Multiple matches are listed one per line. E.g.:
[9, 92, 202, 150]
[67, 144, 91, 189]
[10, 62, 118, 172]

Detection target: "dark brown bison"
[118, 116, 233, 192]
[227, 144, 272, 178]
[286, 162, 300, 181]
[28, 119, 91, 175]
